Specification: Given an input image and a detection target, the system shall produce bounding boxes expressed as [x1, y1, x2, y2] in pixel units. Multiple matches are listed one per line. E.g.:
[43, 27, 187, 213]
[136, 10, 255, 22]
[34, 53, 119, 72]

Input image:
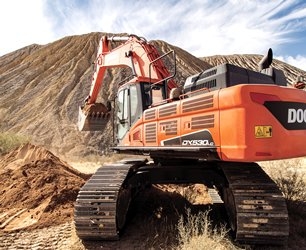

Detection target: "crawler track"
[219, 162, 289, 245]
[74, 159, 146, 240]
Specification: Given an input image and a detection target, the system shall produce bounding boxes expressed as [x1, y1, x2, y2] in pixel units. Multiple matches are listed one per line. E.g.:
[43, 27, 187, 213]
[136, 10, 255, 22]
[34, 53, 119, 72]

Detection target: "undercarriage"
[74, 158, 288, 245]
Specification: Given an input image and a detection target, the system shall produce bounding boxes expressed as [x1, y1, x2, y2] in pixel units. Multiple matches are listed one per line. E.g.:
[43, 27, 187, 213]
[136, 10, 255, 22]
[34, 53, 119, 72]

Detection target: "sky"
[1, 0, 306, 71]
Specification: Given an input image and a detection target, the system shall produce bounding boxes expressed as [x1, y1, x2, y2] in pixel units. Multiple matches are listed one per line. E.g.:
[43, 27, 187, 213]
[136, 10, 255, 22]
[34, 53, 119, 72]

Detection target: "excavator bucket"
[77, 103, 110, 131]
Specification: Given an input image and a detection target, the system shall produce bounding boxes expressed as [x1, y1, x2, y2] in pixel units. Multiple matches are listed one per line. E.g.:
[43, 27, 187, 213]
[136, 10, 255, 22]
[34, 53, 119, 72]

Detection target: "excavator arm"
[78, 34, 177, 131]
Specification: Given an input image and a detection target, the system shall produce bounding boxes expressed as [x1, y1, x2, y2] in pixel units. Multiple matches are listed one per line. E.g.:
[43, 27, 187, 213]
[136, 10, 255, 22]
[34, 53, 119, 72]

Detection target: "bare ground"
[0, 144, 215, 249]
[0, 144, 305, 249]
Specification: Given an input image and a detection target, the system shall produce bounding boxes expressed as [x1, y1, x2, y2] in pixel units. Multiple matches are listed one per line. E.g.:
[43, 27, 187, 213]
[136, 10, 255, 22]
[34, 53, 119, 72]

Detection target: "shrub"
[0, 132, 29, 155]
[274, 168, 306, 202]
[177, 208, 241, 250]
[260, 158, 306, 203]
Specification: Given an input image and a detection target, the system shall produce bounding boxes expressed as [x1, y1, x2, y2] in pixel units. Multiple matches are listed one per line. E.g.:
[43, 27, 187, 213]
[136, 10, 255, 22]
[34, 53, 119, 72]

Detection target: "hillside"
[0, 32, 305, 159]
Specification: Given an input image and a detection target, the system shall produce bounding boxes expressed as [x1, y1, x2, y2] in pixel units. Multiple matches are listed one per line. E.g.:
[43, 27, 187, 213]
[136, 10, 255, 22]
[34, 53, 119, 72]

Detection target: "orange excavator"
[74, 34, 306, 245]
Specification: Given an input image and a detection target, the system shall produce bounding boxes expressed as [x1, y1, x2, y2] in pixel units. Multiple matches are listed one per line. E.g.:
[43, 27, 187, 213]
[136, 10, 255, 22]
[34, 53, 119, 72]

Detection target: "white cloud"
[160, 0, 306, 56]
[1, 0, 306, 72]
[0, 0, 55, 55]
[276, 55, 306, 72]
[41, 0, 306, 57]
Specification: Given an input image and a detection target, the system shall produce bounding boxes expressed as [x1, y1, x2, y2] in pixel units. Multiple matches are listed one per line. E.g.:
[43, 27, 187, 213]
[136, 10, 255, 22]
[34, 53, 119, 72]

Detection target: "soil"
[0, 143, 89, 233]
[0, 143, 216, 249]
[0, 144, 304, 249]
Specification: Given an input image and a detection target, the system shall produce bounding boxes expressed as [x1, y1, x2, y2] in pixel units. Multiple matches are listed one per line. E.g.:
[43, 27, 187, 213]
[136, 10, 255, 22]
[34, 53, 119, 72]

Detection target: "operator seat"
[169, 87, 181, 100]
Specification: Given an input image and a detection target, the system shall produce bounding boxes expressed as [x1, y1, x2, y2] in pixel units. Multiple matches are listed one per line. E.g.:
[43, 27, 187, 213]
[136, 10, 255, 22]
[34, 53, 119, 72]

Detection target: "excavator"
[74, 34, 306, 245]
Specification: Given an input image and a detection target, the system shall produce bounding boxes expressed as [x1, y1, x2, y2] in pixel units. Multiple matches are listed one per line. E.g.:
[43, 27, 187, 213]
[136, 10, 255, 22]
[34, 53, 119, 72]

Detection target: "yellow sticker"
[255, 126, 272, 138]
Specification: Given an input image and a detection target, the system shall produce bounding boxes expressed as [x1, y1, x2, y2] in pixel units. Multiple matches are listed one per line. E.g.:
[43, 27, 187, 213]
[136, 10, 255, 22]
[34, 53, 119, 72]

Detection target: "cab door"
[117, 88, 129, 141]
[116, 84, 143, 144]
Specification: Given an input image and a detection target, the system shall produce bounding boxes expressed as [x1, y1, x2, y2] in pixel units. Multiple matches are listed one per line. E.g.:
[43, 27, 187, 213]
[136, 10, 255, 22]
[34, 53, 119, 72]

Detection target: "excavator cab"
[116, 81, 166, 142]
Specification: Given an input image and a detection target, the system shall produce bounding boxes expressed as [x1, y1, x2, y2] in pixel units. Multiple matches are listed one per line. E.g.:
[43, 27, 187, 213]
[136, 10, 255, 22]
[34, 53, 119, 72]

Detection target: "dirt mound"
[0, 143, 89, 232]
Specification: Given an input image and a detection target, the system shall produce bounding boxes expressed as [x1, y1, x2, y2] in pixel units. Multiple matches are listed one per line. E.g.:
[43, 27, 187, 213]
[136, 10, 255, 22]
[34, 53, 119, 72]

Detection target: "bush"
[0, 132, 29, 155]
[274, 168, 306, 202]
[260, 158, 306, 203]
[177, 208, 241, 250]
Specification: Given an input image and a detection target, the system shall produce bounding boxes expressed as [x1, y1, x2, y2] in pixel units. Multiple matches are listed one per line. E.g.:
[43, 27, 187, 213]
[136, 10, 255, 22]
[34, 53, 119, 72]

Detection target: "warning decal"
[255, 126, 272, 138]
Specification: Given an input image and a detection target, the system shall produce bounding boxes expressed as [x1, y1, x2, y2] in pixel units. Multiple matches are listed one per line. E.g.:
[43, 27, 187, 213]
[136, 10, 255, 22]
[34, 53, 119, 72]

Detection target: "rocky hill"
[0, 32, 305, 159]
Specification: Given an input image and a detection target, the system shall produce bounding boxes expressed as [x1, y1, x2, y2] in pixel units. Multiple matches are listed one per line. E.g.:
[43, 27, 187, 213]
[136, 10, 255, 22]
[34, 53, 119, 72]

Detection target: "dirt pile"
[156, 184, 212, 205]
[0, 143, 89, 232]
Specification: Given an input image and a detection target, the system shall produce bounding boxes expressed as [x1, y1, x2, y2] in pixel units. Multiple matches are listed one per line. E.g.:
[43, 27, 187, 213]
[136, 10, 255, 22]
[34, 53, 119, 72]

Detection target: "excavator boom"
[78, 34, 177, 131]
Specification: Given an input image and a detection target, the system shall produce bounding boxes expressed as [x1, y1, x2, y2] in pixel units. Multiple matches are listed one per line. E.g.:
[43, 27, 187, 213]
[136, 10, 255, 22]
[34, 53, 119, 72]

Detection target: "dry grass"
[177, 208, 241, 250]
[260, 158, 306, 203]
[0, 132, 29, 155]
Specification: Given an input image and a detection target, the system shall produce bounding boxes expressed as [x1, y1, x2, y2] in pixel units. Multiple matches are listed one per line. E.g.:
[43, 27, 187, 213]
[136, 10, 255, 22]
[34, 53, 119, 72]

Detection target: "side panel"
[123, 91, 221, 156]
[121, 84, 306, 162]
[157, 103, 180, 145]
[218, 84, 306, 161]
[179, 93, 220, 148]
[155, 92, 221, 152]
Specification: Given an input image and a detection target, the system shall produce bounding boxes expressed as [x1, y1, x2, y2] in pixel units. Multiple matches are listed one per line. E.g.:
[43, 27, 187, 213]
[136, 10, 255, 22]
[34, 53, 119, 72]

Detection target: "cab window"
[151, 85, 164, 103]
[117, 89, 129, 139]
[130, 85, 139, 123]
[117, 89, 128, 121]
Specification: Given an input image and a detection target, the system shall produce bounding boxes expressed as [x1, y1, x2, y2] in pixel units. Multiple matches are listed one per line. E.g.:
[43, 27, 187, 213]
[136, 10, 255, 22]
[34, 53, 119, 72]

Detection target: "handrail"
[149, 50, 176, 87]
